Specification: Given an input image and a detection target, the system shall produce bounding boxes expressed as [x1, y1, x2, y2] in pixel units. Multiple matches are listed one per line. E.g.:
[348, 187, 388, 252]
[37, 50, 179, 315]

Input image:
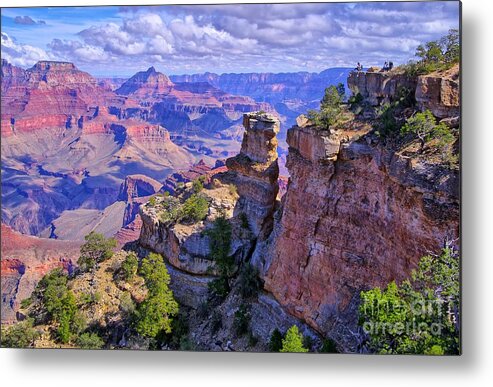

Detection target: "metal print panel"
[0, 1, 461, 354]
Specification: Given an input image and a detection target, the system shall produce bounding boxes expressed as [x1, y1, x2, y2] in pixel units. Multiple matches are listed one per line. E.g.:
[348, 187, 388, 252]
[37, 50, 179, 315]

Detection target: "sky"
[0, 1, 460, 77]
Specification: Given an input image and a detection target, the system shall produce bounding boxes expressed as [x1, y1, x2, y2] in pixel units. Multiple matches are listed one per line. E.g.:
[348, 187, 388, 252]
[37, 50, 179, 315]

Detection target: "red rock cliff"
[252, 119, 459, 351]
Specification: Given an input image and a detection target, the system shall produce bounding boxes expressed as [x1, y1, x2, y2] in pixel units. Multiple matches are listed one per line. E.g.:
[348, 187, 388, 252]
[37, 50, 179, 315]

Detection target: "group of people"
[382, 61, 394, 71]
[354, 60, 394, 73]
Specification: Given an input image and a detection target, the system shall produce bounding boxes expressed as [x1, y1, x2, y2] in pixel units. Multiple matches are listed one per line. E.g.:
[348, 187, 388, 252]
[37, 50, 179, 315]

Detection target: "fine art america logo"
[361, 298, 448, 337]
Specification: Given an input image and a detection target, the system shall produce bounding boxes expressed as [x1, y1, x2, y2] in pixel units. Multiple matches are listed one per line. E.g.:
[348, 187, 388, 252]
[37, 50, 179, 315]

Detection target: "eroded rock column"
[226, 112, 280, 239]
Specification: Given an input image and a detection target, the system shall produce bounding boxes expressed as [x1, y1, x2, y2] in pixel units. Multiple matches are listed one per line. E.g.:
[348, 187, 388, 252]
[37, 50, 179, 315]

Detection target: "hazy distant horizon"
[1, 1, 460, 76]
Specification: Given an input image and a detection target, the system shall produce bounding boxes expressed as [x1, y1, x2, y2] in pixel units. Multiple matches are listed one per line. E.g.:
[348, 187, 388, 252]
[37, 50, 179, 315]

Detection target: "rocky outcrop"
[253, 119, 459, 351]
[1, 224, 80, 323]
[347, 70, 417, 106]
[225, 112, 280, 238]
[348, 64, 460, 120]
[415, 64, 460, 119]
[118, 174, 163, 202]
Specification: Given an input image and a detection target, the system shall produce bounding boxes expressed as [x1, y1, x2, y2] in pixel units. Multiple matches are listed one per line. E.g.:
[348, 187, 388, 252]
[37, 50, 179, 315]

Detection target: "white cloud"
[1, 32, 54, 67]
[2, 2, 460, 75]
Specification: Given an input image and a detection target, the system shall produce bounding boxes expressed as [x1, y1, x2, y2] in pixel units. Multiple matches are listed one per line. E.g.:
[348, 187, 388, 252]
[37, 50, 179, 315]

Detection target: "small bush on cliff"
[134, 253, 179, 338]
[148, 196, 157, 206]
[359, 245, 460, 355]
[158, 196, 181, 224]
[1, 318, 40, 348]
[192, 178, 204, 193]
[179, 194, 209, 224]
[268, 328, 284, 352]
[233, 304, 251, 336]
[401, 110, 455, 152]
[307, 85, 343, 130]
[280, 325, 308, 353]
[78, 232, 117, 272]
[320, 338, 339, 353]
[238, 263, 262, 299]
[121, 252, 139, 281]
[76, 332, 104, 349]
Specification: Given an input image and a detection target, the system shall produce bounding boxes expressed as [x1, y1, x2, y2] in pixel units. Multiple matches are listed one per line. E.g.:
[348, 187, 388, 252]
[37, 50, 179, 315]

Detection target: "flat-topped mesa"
[226, 112, 280, 239]
[30, 61, 77, 72]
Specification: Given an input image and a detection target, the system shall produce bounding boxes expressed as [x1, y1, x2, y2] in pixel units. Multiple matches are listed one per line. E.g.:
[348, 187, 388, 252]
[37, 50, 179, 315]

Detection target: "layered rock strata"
[254, 119, 459, 351]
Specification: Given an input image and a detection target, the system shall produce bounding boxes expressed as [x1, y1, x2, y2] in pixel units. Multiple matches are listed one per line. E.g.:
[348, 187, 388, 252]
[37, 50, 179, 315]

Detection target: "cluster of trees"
[77, 231, 117, 272]
[403, 29, 459, 75]
[359, 246, 460, 355]
[152, 189, 209, 225]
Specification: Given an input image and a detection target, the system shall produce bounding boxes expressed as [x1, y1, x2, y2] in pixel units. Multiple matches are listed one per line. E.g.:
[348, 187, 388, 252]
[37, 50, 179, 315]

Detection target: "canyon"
[138, 66, 459, 351]
[1, 60, 459, 353]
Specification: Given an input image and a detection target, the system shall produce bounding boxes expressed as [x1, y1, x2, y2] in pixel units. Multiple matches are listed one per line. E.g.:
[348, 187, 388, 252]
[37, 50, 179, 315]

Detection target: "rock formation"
[415, 64, 460, 119]
[252, 115, 459, 351]
[347, 70, 417, 106]
[348, 64, 460, 122]
[225, 112, 280, 239]
[1, 224, 80, 323]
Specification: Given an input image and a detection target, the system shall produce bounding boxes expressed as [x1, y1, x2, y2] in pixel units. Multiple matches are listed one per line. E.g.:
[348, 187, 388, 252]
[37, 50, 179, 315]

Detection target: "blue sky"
[1, 2, 460, 77]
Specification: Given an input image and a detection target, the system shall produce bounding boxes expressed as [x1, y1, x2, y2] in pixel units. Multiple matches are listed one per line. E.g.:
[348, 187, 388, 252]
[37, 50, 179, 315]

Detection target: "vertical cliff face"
[348, 64, 460, 122]
[225, 113, 280, 239]
[253, 119, 459, 351]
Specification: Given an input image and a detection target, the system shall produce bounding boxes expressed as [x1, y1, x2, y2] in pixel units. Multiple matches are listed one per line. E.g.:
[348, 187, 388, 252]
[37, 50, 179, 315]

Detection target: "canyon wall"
[252, 67, 460, 351]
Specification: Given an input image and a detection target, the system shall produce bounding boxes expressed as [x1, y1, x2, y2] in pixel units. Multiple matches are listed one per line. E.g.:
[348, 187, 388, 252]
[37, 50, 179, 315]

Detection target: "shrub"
[158, 196, 181, 224]
[303, 335, 314, 352]
[179, 336, 194, 351]
[401, 110, 455, 151]
[20, 297, 32, 309]
[375, 103, 399, 138]
[36, 269, 80, 343]
[238, 264, 262, 299]
[134, 253, 179, 338]
[206, 215, 234, 298]
[148, 196, 157, 206]
[280, 325, 308, 353]
[77, 232, 117, 272]
[208, 277, 230, 299]
[192, 178, 204, 193]
[239, 212, 249, 230]
[180, 194, 209, 224]
[348, 92, 364, 110]
[211, 310, 223, 334]
[359, 246, 460, 354]
[268, 328, 283, 352]
[307, 85, 343, 130]
[76, 332, 104, 349]
[320, 338, 339, 353]
[1, 319, 40, 348]
[248, 333, 259, 347]
[233, 304, 250, 336]
[121, 252, 138, 281]
[119, 292, 135, 316]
